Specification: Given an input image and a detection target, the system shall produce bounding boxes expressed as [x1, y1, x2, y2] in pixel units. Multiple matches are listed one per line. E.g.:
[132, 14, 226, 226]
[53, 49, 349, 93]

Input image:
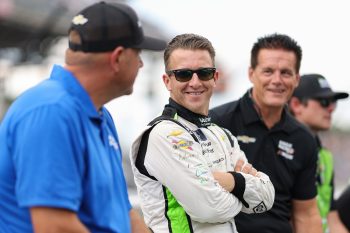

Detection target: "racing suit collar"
[166, 98, 212, 128]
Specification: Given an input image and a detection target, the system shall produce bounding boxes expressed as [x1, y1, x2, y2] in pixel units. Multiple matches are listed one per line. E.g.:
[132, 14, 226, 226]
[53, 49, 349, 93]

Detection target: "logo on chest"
[167, 129, 194, 151]
[200, 141, 214, 155]
[277, 140, 294, 160]
[237, 135, 256, 144]
[108, 135, 119, 151]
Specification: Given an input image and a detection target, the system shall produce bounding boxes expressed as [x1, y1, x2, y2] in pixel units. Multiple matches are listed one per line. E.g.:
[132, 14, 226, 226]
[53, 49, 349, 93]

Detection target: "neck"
[254, 103, 283, 129]
[65, 65, 109, 111]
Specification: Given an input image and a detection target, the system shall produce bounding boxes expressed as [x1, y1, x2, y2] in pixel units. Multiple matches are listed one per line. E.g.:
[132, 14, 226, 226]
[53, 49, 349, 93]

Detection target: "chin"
[124, 88, 133, 96]
[267, 101, 285, 108]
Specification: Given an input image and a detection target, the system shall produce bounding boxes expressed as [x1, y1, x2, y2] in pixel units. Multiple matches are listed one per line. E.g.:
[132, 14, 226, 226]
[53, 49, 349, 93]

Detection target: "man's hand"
[212, 171, 235, 192]
[212, 159, 262, 192]
[130, 208, 152, 233]
[234, 159, 260, 177]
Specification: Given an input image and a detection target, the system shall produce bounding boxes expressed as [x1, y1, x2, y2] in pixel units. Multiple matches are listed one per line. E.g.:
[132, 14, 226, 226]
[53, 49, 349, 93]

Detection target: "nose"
[188, 73, 202, 86]
[271, 73, 282, 83]
[327, 101, 337, 112]
[139, 56, 143, 68]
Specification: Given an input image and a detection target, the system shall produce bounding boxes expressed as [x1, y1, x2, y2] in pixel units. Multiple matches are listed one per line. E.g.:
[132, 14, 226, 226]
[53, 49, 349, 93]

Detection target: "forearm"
[328, 210, 349, 233]
[212, 170, 274, 214]
[292, 199, 322, 233]
[30, 207, 90, 233]
[212, 157, 275, 214]
[293, 214, 322, 233]
[130, 208, 151, 233]
[212, 171, 235, 192]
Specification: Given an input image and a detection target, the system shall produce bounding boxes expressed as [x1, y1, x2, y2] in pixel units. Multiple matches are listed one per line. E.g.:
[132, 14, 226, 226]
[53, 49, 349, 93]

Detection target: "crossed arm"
[212, 159, 259, 192]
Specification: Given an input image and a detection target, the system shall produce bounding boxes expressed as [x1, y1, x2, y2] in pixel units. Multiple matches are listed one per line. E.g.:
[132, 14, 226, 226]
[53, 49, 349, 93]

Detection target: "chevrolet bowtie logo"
[72, 14, 88, 25]
[237, 135, 256, 144]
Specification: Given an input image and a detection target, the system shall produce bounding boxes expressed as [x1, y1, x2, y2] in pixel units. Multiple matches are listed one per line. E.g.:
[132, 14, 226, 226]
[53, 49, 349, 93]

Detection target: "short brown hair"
[250, 33, 302, 73]
[163, 33, 216, 70]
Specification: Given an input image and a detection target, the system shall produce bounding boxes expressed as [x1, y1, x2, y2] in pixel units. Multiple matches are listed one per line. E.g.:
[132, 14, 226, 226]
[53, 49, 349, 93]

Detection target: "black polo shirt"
[209, 90, 318, 233]
[337, 185, 350, 230]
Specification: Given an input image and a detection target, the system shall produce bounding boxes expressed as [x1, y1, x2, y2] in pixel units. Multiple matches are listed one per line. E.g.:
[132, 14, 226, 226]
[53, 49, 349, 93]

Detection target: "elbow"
[185, 197, 241, 223]
[189, 207, 239, 223]
[240, 173, 275, 214]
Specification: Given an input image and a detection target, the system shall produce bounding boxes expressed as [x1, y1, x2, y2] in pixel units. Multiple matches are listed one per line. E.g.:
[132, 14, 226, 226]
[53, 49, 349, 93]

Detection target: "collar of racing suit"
[165, 98, 212, 128]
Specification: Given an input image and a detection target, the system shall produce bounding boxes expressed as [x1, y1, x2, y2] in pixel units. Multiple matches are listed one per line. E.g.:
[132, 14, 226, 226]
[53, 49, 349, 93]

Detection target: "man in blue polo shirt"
[0, 2, 165, 232]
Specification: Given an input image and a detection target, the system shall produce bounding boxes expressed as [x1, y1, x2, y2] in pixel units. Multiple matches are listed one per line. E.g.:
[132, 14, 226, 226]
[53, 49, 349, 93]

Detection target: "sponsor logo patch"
[194, 164, 209, 184]
[168, 129, 184, 137]
[172, 140, 193, 150]
[72, 14, 88, 25]
[318, 78, 330, 88]
[237, 135, 256, 144]
[253, 201, 267, 213]
[108, 135, 119, 151]
[277, 140, 294, 160]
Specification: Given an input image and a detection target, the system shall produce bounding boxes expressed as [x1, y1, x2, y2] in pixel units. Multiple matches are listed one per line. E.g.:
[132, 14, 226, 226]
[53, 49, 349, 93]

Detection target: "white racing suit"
[130, 103, 275, 233]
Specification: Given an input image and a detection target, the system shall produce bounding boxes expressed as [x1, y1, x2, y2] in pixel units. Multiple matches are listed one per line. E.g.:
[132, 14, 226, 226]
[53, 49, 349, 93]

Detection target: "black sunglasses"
[166, 67, 216, 82]
[312, 98, 336, 108]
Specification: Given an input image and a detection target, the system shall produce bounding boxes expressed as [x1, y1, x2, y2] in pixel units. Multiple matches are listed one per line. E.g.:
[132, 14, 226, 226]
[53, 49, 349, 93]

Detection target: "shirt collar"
[240, 89, 298, 133]
[50, 65, 101, 120]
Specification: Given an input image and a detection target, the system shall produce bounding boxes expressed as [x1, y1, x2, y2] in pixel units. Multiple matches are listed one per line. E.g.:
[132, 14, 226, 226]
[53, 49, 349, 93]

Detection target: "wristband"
[229, 171, 249, 208]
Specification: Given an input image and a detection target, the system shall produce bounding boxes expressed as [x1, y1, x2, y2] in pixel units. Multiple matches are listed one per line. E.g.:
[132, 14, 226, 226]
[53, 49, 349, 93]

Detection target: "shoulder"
[285, 113, 315, 142]
[209, 99, 241, 130]
[150, 119, 191, 137]
[12, 79, 75, 113]
[210, 100, 239, 116]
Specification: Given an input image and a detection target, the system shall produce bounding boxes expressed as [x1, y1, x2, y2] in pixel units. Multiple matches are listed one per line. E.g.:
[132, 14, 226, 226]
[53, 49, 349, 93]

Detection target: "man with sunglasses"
[210, 33, 322, 233]
[129, 33, 275, 233]
[289, 73, 349, 233]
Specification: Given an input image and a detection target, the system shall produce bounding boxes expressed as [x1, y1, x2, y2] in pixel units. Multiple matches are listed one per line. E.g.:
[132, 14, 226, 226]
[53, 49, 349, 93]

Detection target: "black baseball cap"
[293, 73, 349, 100]
[68, 1, 166, 52]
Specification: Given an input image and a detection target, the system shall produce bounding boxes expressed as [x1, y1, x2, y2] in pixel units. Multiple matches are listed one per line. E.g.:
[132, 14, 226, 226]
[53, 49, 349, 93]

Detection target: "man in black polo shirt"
[210, 33, 322, 233]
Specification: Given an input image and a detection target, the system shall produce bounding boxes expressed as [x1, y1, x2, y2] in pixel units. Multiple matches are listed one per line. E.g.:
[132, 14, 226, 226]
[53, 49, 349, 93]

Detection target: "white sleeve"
[230, 132, 275, 214]
[145, 121, 242, 223]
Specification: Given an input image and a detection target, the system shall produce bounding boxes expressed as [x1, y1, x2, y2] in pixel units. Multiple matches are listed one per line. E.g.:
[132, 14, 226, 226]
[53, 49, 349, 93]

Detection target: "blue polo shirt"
[0, 65, 131, 232]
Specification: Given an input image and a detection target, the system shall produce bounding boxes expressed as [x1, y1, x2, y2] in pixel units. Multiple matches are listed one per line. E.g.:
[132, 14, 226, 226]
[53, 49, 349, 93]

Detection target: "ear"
[294, 74, 301, 88]
[110, 46, 124, 72]
[289, 96, 303, 116]
[213, 70, 219, 87]
[248, 67, 254, 83]
[162, 73, 171, 91]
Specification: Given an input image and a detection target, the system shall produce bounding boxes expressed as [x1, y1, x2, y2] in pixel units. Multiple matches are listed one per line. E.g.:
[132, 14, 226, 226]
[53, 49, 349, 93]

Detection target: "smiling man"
[129, 33, 275, 233]
[210, 33, 322, 233]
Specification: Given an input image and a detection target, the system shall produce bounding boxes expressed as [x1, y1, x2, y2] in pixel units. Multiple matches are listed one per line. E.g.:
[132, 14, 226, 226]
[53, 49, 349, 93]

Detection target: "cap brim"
[133, 36, 167, 51]
[314, 91, 349, 100]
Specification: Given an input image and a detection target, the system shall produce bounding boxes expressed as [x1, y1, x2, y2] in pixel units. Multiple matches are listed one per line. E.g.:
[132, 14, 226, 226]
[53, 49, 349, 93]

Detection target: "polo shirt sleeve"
[292, 138, 318, 200]
[12, 105, 85, 211]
